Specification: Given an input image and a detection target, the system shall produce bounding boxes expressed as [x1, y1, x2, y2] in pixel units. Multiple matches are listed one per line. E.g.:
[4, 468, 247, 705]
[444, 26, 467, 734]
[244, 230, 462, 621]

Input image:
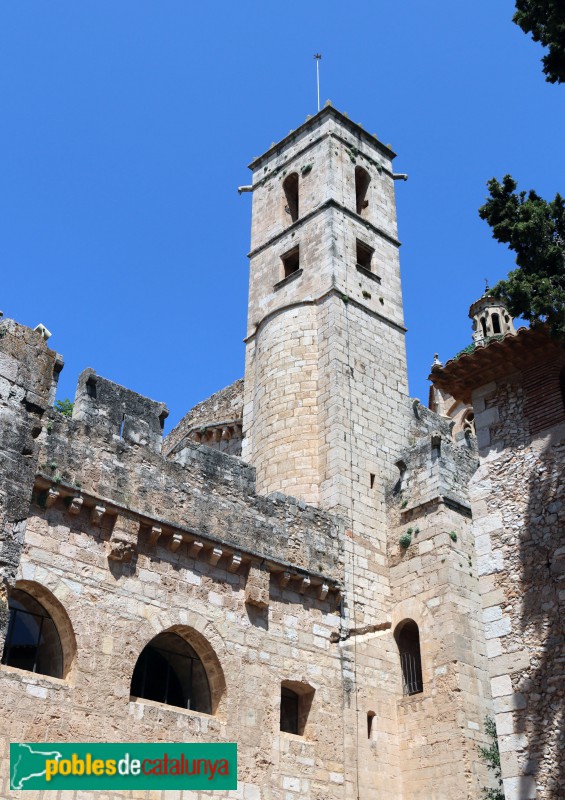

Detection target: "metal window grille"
[400, 652, 423, 696]
[1, 606, 62, 677]
[131, 642, 211, 713]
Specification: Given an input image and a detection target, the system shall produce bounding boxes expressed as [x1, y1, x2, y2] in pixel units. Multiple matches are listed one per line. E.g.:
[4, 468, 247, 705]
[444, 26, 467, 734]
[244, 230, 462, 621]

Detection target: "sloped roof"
[429, 327, 564, 404]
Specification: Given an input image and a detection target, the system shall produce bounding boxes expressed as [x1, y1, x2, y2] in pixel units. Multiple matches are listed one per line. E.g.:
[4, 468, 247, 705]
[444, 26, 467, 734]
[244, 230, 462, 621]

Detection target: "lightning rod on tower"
[314, 53, 322, 112]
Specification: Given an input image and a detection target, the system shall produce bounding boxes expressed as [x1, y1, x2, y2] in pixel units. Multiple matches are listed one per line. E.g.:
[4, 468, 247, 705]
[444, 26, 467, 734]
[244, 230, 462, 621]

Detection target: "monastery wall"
[0, 321, 357, 800]
[165, 378, 244, 457]
[469, 350, 565, 800]
[386, 402, 494, 799]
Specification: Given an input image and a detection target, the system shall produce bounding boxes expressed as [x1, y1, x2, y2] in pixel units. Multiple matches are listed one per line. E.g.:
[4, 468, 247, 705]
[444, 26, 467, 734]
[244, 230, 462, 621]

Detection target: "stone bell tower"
[242, 105, 413, 618]
[470, 288, 516, 345]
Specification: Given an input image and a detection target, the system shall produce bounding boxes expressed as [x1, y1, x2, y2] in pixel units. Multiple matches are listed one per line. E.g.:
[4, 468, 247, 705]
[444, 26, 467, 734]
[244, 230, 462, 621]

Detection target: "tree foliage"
[479, 175, 565, 339]
[54, 398, 74, 418]
[513, 1, 565, 84]
[478, 716, 505, 800]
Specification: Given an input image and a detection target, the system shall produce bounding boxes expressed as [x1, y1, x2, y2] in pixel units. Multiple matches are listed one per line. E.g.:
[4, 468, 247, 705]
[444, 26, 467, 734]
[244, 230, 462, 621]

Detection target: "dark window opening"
[283, 173, 299, 223]
[394, 620, 423, 696]
[367, 711, 375, 739]
[463, 411, 475, 434]
[355, 166, 371, 215]
[480, 317, 487, 338]
[356, 240, 374, 271]
[130, 632, 212, 713]
[159, 411, 167, 432]
[431, 434, 441, 462]
[1, 589, 63, 678]
[280, 682, 314, 736]
[280, 687, 299, 734]
[282, 247, 300, 278]
[492, 313, 501, 334]
[85, 378, 97, 399]
[370, 473, 375, 489]
[394, 459, 407, 495]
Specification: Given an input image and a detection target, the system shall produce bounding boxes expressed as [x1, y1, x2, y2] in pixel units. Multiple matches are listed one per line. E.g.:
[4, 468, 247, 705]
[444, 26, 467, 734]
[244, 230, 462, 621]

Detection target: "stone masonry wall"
[469, 355, 565, 800]
[165, 378, 244, 456]
[0, 319, 59, 647]
[243, 108, 419, 798]
[0, 368, 352, 800]
[0, 502, 347, 800]
[386, 401, 494, 799]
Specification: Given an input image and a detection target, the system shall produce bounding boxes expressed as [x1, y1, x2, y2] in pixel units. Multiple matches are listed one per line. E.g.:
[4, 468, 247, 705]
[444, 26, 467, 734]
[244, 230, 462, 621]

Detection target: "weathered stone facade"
[431, 327, 565, 800]
[2, 105, 559, 799]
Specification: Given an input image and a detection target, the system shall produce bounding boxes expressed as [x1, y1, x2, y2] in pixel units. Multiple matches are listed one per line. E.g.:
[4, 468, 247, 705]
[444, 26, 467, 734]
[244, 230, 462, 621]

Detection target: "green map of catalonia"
[10, 743, 63, 789]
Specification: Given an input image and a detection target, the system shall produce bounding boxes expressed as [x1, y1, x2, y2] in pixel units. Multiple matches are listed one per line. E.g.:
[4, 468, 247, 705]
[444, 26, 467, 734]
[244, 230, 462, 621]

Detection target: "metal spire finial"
[314, 54, 322, 112]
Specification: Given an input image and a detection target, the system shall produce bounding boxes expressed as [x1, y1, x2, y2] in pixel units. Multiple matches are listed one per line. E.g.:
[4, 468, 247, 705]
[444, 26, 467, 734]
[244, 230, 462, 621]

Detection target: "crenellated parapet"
[37, 377, 344, 596]
[389, 398, 478, 520]
[73, 369, 169, 454]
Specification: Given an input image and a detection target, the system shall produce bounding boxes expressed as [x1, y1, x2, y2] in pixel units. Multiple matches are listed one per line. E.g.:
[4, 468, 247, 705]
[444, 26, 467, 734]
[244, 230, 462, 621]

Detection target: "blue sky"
[1, 1, 563, 429]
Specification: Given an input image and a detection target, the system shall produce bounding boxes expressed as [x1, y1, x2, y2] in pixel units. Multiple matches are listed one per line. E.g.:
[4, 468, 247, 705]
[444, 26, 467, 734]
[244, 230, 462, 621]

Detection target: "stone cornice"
[248, 105, 396, 170]
[247, 198, 401, 260]
[249, 130, 395, 193]
[244, 287, 407, 345]
[32, 474, 343, 602]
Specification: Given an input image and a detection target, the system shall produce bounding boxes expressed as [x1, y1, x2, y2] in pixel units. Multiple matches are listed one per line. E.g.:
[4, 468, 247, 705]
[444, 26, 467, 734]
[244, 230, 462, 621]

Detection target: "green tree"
[479, 175, 565, 339]
[513, 1, 565, 84]
[478, 716, 505, 800]
[54, 398, 74, 418]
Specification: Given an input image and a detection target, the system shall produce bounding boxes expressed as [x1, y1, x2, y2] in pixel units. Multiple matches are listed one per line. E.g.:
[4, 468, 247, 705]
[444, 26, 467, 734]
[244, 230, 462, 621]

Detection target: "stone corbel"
[189, 541, 204, 559]
[228, 553, 242, 573]
[107, 515, 139, 563]
[299, 576, 311, 595]
[45, 488, 60, 508]
[168, 532, 183, 552]
[318, 583, 329, 601]
[68, 496, 83, 516]
[148, 525, 162, 546]
[245, 562, 270, 609]
[208, 547, 223, 566]
[90, 505, 106, 526]
[279, 571, 291, 588]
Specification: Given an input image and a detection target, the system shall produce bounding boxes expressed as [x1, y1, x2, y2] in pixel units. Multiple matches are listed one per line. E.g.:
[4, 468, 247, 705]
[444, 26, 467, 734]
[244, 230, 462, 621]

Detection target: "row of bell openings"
[279, 166, 377, 282]
[283, 165, 371, 223]
[1, 588, 424, 736]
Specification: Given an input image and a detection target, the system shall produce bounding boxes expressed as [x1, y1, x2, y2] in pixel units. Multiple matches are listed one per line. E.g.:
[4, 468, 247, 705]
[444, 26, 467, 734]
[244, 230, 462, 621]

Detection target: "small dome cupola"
[469, 282, 516, 345]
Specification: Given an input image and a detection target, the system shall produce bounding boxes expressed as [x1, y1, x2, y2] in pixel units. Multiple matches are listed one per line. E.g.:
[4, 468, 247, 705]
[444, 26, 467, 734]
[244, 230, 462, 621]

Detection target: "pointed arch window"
[355, 166, 371, 216]
[283, 173, 299, 223]
[394, 619, 423, 696]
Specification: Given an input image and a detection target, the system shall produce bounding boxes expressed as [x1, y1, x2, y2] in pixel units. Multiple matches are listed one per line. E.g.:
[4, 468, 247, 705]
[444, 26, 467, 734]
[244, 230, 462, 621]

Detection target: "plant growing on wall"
[478, 716, 505, 800]
[399, 532, 412, 549]
[54, 398, 74, 417]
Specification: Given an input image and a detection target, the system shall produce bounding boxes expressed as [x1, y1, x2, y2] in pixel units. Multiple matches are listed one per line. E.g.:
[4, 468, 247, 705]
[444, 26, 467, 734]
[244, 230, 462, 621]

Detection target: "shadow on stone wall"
[518, 438, 565, 797]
